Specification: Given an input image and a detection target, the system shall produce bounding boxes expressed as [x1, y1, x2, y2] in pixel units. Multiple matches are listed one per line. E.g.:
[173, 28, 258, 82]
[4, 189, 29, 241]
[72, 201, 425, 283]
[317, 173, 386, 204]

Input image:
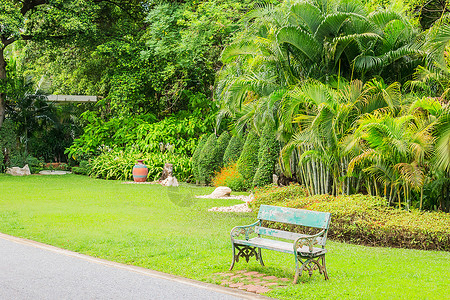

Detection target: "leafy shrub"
[250, 187, 450, 251]
[253, 123, 279, 187]
[197, 133, 218, 184]
[90, 149, 192, 181]
[66, 112, 211, 161]
[25, 156, 45, 174]
[192, 134, 208, 184]
[223, 134, 244, 167]
[212, 162, 246, 191]
[72, 160, 90, 175]
[236, 131, 259, 189]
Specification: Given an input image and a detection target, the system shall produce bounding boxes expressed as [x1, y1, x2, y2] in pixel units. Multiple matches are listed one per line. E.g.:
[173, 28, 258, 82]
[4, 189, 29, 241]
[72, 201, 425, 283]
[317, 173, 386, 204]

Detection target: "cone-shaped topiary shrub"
[215, 131, 231, 169]
[253, 123, 279, 187]
[223, 133, 244, 167]
[192, 134, 208, 184]
[236, 130, 260, 189]
[197, 133, 218, 184]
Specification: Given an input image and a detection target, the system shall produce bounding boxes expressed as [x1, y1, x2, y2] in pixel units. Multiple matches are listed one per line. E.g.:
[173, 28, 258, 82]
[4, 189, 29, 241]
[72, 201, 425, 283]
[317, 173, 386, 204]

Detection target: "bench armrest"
[230, 221, 260, 241]
[293, 229, 326, 253]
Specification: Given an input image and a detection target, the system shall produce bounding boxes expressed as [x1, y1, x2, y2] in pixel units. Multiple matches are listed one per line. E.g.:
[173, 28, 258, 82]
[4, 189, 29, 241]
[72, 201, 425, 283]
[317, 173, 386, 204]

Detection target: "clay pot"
[132, 159, 148, 182]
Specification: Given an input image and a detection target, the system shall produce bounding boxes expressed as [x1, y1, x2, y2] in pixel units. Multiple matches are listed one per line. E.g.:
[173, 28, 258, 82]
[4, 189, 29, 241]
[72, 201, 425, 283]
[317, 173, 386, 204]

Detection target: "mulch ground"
[213, 270, 291, 294]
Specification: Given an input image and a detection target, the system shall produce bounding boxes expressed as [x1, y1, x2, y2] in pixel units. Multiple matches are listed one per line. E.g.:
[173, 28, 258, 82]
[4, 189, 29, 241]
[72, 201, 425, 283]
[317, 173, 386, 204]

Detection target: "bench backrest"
[256, 205, 331, 245]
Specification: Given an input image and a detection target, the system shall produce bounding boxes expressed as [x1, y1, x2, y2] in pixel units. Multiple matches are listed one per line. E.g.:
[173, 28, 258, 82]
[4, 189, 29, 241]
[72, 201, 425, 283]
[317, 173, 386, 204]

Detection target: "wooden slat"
[257, 205, 331, 229]
[256, 226, 305, 240]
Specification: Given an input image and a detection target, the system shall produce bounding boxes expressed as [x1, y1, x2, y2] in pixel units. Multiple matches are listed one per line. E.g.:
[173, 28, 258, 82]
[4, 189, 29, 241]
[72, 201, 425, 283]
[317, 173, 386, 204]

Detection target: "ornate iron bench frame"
[229, 205, 331, 284]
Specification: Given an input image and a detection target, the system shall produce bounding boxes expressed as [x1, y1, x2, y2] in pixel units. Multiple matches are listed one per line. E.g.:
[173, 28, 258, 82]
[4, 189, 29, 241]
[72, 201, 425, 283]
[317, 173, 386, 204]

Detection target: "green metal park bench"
[229, 204, 331, 284]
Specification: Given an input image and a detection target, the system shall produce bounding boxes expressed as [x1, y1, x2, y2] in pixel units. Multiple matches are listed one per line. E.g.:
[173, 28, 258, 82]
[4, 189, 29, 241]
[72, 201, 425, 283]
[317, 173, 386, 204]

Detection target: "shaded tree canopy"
[0, 0, 146, 127]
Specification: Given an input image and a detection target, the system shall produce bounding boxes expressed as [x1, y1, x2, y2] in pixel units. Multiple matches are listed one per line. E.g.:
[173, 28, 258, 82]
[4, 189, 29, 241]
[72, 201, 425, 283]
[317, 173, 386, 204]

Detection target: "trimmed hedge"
[197, 133, 218, 184]
[223, 134, 244, 167]
[192, 134, 208, 184]
[215, 131, 231, 169]
[253, 123, 279, 187]
[236, 131, 259, 189]
[250, 185, 450, 251]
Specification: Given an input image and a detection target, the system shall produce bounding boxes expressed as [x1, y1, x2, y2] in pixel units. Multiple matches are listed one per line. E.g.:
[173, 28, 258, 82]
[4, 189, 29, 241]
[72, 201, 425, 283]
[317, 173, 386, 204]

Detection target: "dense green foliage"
[222, 134, 244, 167]
[90, 149, 192, 182]
[251, 185, 450, 251]
[253, 123, 279, 187]
[216, 0, 450, 212]
[236, 131, 260, 189]
[66, 111, 210, 160]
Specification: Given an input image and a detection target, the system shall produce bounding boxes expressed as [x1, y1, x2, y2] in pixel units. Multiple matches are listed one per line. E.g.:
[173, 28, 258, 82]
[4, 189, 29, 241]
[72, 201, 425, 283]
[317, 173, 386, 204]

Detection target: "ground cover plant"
[0, 175, 448, 299]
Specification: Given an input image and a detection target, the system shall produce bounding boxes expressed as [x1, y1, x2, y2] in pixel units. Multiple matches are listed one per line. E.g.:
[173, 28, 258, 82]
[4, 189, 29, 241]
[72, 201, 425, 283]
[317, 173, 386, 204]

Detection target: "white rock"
[211, 186, 232, 198]
[161, 175, 179, 187]
[6, 164, 31, 176]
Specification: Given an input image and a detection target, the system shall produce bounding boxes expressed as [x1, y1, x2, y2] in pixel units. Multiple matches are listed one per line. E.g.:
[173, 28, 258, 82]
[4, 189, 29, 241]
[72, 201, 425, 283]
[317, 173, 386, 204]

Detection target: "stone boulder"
[161, 175, 179, 187]
[211, 186, 232, 198]
[6, 165, 31, 176]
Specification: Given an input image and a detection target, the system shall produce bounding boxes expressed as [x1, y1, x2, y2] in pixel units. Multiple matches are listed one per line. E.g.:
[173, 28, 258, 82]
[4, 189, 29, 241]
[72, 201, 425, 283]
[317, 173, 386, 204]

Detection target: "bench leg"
[257, 248, 264, 267]
[293, 257, 305, 284]
[321, 256, 329, 280]
[230, 244, 261, 270]
[294, 255, 328, 283]
[230, 243, 236, 270]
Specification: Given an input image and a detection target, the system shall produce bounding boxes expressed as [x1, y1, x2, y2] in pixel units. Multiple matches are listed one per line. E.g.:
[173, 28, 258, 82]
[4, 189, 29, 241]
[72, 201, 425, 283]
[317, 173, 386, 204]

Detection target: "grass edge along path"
[0, 174, 448, 299]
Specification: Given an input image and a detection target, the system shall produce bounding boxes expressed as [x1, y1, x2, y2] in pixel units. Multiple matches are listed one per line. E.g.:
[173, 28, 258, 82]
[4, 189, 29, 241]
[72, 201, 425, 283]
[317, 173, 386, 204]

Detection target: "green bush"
[192, 135, 208, 184]
[222, 134, 244, 167]
[250, 187, 450, 251]
[215, 131, 231, 169]
[90, 149, 192, 181]
[197, 133, 218, 184]
[253, 123, 279, 187]
[236, 131, 259, 189]
[25, 156, 45, 174]
[72, 160, 90, 175]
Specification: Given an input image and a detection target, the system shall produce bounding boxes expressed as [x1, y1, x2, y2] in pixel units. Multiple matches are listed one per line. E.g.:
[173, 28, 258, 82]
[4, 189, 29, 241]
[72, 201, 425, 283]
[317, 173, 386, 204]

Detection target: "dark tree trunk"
[0, 47, 6, 128]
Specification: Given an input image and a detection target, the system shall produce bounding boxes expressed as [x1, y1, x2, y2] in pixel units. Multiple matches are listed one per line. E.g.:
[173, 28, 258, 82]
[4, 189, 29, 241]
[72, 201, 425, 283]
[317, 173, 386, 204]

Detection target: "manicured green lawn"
[0, 174, 448, 299]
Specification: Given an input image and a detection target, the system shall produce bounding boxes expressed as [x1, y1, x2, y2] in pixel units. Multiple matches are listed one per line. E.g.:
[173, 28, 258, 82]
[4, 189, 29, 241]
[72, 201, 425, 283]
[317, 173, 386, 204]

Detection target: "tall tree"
[0, 0, 145, 127]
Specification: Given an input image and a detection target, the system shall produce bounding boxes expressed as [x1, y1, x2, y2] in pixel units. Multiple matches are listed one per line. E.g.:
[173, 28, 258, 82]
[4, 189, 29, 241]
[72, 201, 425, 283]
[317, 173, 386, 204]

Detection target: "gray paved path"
[0, 234, 266, 300]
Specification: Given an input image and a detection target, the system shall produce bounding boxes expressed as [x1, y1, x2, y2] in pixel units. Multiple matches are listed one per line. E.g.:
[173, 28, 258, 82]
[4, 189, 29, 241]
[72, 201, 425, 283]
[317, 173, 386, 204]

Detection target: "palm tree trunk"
[420, 187, 423, 210]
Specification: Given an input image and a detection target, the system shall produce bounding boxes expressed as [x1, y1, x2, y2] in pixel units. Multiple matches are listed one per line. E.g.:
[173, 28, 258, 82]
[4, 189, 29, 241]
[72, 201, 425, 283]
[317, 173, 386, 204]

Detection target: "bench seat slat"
[255, 226, 325, 246]
[234, 237, 327, 257]
[256, 226, 308, 240]
[257, 205, 331, 229]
